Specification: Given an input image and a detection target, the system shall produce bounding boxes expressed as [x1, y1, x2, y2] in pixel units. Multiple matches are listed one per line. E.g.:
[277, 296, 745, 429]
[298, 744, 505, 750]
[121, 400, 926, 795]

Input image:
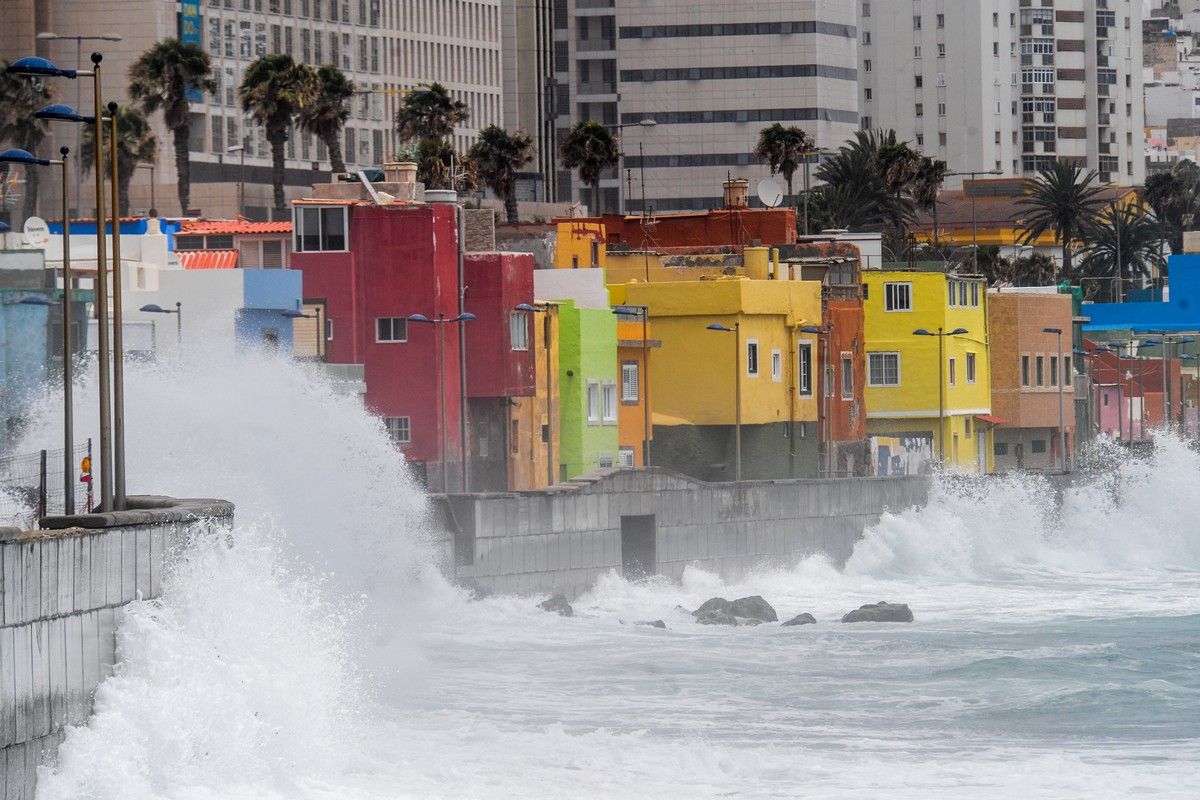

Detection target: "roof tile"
[178, 249, 240, 270]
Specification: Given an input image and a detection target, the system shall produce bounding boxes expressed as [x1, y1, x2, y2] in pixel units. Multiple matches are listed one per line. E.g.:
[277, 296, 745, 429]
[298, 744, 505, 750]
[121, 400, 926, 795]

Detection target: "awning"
[974, 414, 1008, 426]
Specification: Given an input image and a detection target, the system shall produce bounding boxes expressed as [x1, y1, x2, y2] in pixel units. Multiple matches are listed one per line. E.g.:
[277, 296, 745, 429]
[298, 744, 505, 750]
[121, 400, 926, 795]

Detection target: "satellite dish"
[22, 215, 49, 247]
[757, 179, 784, 209]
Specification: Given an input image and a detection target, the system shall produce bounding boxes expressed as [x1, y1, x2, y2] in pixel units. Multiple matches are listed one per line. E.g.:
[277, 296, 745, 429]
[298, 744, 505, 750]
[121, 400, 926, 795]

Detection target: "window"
[938, 102, 946, 117]
[948, 357, 957, 386]
[1050, 356, 1058, 386]
[863, 31, 871, 45]
[937, 14, 945, 28]
[746, 340, 759, 376]
[1064, 357, 1072, 384]
[621, 362, 639, 403]
[914, 46, 922, 59]
[798, 342, 813, 396]
[994, 441, 1008, 456]
[294, 206, 348, 251]
[971, 281, 980, 307]
[602, 381, 618, 423]
[915, 75, 923, 88]
[587, 380, 601, 423]
[619, 448, 635, 468]
[384, 417, 410, 444]
[841, 353, 853, 399]
[948, 280, 957, 306]
[771, 349, 782, 382]
[913, 15, 921, 30]
[1031, 440, 1047, 454]
[959, 281, 968, 307]
[597, 452, 614, 469]
[915, 103, 924, 117]
[937, 43, 946, 57]
[1021, 355, 1030, 387]
[509, 312, 529, 350]
[862, 2, 870, 17]
[864, 88, 872, 101]
[376, 317, 407, 343]
[868, 352, 901, 387]
[864, 59, 872, 72]
[884, 282, 912, 312]
[1036, 355, 1045, 386]
[325, 318, 333, 341]
[966, 352, 977, 384]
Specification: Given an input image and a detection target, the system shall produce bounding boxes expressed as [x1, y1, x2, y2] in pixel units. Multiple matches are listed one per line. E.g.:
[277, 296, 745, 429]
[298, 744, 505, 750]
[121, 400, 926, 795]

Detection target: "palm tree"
[79, 105, 158, 215]
[239, 54, 316, 213]
[814, 129, 914, 230]
[1142, 161, 1200, 254]
[560, 120, 620, 215]
[297, 64, 355, 174]
[754, 123, 813, 198]
[1016, 161, 1106, 277]
[414, 137, 457, 190]
[0, 65, 52, 221]
[911, 156, 947, 245]
[468, 125, 533, 223]
[128, 38, 215, 214]
[1079, 203, 1166, 301]
[395, 82, 469, 143]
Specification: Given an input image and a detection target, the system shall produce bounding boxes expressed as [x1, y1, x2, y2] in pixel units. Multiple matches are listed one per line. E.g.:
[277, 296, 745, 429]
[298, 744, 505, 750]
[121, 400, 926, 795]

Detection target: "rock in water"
[782, 613, 817, 626]
[729, 595, 778, 622]
[693, 597, 733, 616]
[840, 601, 913, 623]
[695, 610, 739, 626]
[539, 594, 574, 617]
[637, 620, 667, 629]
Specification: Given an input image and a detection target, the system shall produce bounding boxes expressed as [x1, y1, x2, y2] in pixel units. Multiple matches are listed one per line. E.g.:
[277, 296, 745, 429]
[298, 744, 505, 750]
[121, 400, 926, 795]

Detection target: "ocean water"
[13, 348, 1200, 799]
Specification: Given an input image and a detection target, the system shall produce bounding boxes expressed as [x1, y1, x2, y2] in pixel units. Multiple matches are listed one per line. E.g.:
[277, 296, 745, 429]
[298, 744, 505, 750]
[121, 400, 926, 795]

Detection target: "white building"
[858, 0, 1145, 187]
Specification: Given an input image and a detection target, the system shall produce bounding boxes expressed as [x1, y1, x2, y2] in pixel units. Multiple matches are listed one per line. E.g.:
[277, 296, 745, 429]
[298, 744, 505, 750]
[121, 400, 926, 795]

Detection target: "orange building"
[614, 312, 659, 467]
[563, 207, 797, 251]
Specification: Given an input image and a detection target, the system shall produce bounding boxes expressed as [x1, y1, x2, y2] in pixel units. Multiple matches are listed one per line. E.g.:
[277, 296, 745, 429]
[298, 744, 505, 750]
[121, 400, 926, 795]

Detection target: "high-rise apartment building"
[551, 1, 860, 214]
[500, 0, 556, 202]
[2, 0, 503, 221]
[857, 0, 1145, 186]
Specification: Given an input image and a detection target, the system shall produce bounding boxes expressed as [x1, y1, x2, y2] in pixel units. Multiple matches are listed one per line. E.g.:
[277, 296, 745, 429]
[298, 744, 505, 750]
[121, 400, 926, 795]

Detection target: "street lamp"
[799, 148, 834, 236]
[12, 49, 116, 511]
[800, 324, 832, 476]
[407, 311, 476, 493]
[946, 169, 1002, 275]
[706, 321, 742, 481]
[1043, 327, 1068, 472]
[1141, 334, 1195, 433]
[227, 142, 247, 218]
[612, 304, 652, 467]
[913, 327, 970, 463]
[139, 302, 182, 347]
[279, 307, 323, 360]
[517, 302, 560, 485]
[0, 146, 75, 515]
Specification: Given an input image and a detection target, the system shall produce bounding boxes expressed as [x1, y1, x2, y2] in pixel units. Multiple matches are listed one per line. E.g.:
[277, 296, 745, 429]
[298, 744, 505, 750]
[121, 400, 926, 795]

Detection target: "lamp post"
[799, 148, 833, 237]
[609, 119, 657, 215]
[13, 50, 114, 512]
[101, 102, 132, 508]
[800, 325, 832, 476]
[1141, 334, 1195, 433]
[946, 169, 1003, 275]
[913, 327, 970, 463]
[279, 307, 323, 359]
[706, 321, 742, 481]
[0, 146, 74, 514]
[408, 312, 476, 493]
[1043, 327, 1068, 471]
[139, 302, 182, 348]
[517, 302, 560, 485]
[612, 305, 652, 467]
[227, 142, 246, 218]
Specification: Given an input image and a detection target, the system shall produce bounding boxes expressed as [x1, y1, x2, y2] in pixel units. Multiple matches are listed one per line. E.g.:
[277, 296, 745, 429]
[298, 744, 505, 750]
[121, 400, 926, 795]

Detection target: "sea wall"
[0, 497, 234, 798]
[434, 469, 929, 599]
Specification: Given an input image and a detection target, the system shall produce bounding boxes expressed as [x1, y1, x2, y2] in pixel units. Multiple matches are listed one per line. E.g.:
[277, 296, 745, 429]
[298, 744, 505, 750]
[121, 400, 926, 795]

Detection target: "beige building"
[2, 0, 503, 222]
[858, 0, 1145, 187]
[500, 0, 555, 203]
[552, 0, 860, 214]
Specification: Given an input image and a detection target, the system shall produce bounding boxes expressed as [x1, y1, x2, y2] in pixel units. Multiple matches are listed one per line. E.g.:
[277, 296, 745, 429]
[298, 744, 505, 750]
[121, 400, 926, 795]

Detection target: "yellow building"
[615, 263, 825, 481]
[553, 221, 606, 269]
[863, 267, 994, 475]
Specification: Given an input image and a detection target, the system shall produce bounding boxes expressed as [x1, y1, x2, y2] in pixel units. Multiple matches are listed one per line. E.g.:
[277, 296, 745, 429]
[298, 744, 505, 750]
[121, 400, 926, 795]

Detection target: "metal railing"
[0, 440, 91, 528]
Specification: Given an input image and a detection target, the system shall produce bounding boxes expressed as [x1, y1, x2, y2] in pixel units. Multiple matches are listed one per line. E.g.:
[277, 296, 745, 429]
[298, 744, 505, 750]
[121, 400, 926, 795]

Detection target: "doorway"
[620, 514, 656, 579]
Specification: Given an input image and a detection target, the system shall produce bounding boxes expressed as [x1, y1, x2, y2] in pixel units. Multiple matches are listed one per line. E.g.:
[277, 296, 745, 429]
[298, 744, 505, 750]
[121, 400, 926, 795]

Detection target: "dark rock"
[693, 597, 733, 616]
[638, 620, 667, 629]
[695, 610, 739, 626]
[840, 601, 913, 623]
[782, 613, 817, 626]
[538, 594, 574, 617]
[729, 595, 777, 622]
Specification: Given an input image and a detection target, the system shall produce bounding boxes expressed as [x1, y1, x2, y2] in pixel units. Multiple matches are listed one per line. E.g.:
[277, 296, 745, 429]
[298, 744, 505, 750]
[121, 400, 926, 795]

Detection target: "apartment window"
[938, 102, 946, 117]
[375, 317, 407, 343]
[1036, 355, 1045, 386]
[938, 14, 945, 28]
[863, 31, 871, 45]
[1021, 355, 1030, 387]
[959, 281, 968, 306]
[864, 88, 873, 101]
[967, 353, 977, 384]
[621, 362, 640, 403]
[325, 318, 333, 342]
[771, 349, 782, 382]
[914, 75, 923, 88]
[1031, 440, 1047, 454]
[937, 43, 946, 58]
[862, 2, 870, 16]
[841, 353, 853, 399]
[798, 342, 813, 396]
[971, 281, 980, 307]
[915, 103, 924, 117]
[916, 134, 924, 146]
[1050, 356, 1058, 387]
[868, 352, 901, 387]
[914, 46, 922, 59]
[992, 12, 998, 27]
[1064, 357, 1072, 384]
[602, 381, 618, 423]
[384, 417, 410, 444]
[884, 282, 912, 312]
[948, 280, 958, 307]
[913, 15, 921, 30]
[587, 380, 601, 423]
[509, 312, 529, 350]
[864, 59, 872, 72]
[949, 357, 957, 386]
[294, 206, 347, 251]
[746, 340, 759, 376]
[995, 441, 1008, 456]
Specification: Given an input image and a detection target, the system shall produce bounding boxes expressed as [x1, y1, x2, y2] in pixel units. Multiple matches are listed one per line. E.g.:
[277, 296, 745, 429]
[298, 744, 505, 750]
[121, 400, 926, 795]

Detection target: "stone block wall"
[0, 497, 234, 799]
[439, 469, 929, 599]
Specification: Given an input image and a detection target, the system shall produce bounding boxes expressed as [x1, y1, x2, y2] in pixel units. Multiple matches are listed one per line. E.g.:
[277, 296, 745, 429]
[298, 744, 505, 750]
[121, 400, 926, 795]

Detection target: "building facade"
[500, 0, 556, 202]
[552, 0, 859, 213]
[858, 0, 1145, 186]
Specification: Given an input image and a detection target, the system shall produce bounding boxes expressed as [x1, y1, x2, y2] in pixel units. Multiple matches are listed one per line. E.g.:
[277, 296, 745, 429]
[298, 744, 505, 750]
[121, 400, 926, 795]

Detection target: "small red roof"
[180, 219, 292, 235]
[178, 249, 239, 270]
[974, 414, 1009, 426]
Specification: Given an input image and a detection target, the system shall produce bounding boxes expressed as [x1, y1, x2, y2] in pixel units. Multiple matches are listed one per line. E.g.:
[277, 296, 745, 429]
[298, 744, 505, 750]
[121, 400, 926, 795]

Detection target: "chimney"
[723, 178, 749, 209]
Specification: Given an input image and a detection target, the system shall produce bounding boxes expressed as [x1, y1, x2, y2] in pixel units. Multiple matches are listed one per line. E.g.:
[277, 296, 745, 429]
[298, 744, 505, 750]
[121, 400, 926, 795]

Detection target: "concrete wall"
[438, 469, 929, 599]
[0, 496, 234, 798]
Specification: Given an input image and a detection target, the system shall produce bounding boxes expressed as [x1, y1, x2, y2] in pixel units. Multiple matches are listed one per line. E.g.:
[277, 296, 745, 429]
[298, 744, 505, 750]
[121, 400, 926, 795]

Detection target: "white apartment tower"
[553, 1, 860, 213]
[857, 0, 1145, 186]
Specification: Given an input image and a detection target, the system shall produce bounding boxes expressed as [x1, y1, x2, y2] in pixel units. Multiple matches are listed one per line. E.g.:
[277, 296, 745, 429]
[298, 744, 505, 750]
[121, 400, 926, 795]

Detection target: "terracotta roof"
[180, 219, 292, 235]
[916, 184, 1137, 230]
[178, 249, 239, 270]
[974, 414, 1009, 426]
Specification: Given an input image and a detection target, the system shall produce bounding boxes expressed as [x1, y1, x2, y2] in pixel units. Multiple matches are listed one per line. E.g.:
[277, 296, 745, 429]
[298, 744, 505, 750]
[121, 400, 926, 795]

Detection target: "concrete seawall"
[0, 496, 234, 798]
[433, 469, 930, 599]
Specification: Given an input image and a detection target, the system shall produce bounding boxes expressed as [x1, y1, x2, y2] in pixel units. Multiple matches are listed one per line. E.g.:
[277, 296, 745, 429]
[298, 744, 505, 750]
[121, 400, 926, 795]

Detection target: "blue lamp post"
[0, 145, 75, 514]
[913, 327, 970, 463]
[407, 312, 477, 492]
[706, 321, 741, 481]
[10, 51, 116, 511]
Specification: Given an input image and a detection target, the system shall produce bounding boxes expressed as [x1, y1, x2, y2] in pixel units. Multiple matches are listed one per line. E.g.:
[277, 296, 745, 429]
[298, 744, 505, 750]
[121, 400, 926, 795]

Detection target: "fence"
[0, 440, 91, 528]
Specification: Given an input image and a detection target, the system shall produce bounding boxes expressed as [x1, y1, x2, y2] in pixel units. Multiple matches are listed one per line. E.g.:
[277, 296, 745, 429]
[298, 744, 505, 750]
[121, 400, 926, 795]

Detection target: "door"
[977, 432, 986, 474]
[620, 514, 656, 579]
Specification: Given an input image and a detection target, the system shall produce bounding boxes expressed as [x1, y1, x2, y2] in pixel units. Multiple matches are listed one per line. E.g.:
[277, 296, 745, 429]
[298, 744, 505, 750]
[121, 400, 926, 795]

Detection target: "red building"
[571, 207, 798, 250]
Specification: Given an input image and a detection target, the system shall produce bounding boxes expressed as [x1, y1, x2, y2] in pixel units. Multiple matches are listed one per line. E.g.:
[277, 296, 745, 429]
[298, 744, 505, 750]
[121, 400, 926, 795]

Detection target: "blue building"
[1084, 254, 1200, 333]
